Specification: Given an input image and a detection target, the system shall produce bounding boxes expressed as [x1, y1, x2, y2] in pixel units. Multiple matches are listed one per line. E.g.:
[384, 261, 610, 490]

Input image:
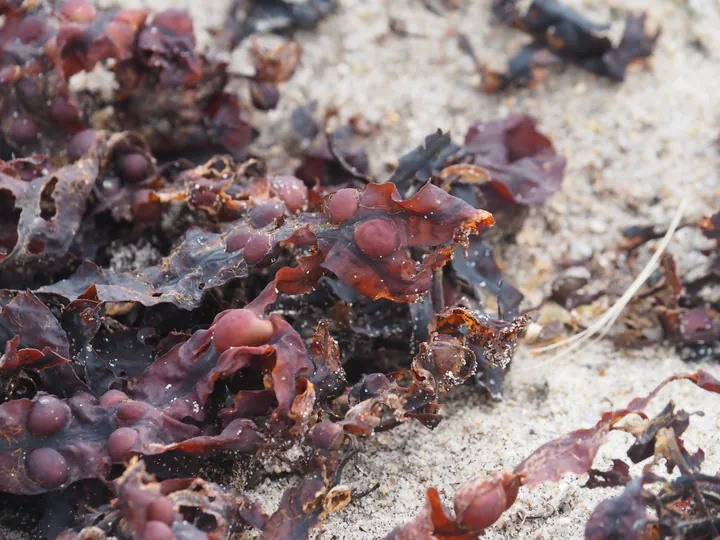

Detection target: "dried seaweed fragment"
[330, 305, 522, 439]
[612, 210, 720, 355]
[0, 2, 257, 160]
[699, 212, 720, 242]
[217, 0, 336, 50]
[451, 237, 524, 318]
[459, 35, 560, 93]
[653, 254, 720, 353]
[476, 0, 660, 92]
[261, 421, 347, 539]
[295, 124, 371, 187]
[434, 307, 526, 368]
[387, 130, 453, 196]
[459, 114, 566, 207]
[430, 115, 565, 241]
[0, 291, 69, 372]
[585, 459, 632, 489]
[584, 476, 652, 540]
[60, 457, 262, 539]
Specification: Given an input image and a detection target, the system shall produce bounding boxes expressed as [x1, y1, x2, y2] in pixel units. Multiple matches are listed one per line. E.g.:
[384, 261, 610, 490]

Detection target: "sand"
[47, 0, 720, 537]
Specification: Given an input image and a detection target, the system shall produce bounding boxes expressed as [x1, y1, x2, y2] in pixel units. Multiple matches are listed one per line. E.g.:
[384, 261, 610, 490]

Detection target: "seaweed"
[0, 0, 317, 164]
[389, 369, 720, 539]
[613, 213, 720, 356]
[461, 0, 660, 92]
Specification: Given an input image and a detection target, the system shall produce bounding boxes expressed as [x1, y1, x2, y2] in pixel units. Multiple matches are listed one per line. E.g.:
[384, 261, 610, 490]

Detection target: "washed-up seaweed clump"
[530, 210, 720, 358]
[459, 0, 660, 93]
[389, 369, 720, 539]
[395, 114, 566, 398]
[652, 212, 720, 358]
[0, 0, 329, 166]
[288, 109, 567, 399]
[615, 211, 720, 358]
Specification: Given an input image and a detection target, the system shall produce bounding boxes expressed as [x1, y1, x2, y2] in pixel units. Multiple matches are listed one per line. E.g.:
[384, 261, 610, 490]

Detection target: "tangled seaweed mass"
[388, 370, 720, 539]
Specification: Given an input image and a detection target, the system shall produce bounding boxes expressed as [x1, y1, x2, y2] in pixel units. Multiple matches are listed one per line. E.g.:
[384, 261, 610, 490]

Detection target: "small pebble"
[569, 240, 593, 260]
[588, 218, 607, 234]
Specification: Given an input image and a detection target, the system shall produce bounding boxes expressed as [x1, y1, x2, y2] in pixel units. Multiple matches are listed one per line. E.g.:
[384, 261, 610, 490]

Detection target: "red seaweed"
[388, 370, 720, 539]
